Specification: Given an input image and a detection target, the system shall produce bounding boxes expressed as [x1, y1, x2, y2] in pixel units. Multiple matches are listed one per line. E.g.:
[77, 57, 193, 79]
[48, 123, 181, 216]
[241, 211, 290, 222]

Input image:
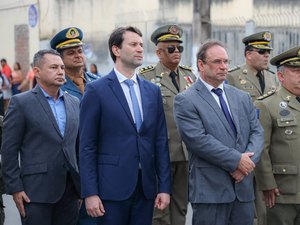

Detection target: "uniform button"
[282, 168, 286, 173]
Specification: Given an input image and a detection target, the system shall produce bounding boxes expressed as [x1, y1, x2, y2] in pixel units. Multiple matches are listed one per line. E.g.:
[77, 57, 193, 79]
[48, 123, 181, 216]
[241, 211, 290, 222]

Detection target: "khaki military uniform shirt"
[254, 87, 300, 204]
[139, 62, 196, 162]
[227, 63, 278, 102]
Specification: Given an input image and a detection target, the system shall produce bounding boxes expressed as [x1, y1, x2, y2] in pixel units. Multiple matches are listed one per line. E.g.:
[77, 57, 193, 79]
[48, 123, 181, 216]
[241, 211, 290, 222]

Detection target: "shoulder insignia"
[266, 68, 275, 74]
[179, 65, 192, 71]
[256, 89, 276, 100]
[139, 65, 155, 74]
[228, 65, 240, 72]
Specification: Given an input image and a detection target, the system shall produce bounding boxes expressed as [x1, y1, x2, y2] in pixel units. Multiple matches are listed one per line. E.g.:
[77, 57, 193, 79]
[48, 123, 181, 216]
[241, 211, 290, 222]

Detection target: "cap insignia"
[263, 32, 272, 41]
[168, 25, 179, 35]
[66, 28, 80, 39]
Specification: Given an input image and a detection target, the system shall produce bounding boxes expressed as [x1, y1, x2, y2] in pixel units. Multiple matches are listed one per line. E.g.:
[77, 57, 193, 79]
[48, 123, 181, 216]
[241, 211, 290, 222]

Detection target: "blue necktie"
[212, 88, 237, 136]
[124, 79, 142, 131]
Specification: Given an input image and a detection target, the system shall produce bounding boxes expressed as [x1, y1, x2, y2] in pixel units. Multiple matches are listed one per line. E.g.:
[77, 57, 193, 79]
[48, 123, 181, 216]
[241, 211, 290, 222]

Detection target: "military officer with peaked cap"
[50, 27, 98, 101]
[50, 27, 98, 225]
[227, 31, 278, 225]
[139, 24, 196, 225]
[254, 46, 300, 225]
[228, 31, 278, 102]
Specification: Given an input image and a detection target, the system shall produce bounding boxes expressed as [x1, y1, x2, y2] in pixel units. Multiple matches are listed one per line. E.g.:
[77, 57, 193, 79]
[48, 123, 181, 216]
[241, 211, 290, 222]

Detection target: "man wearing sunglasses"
[139, 24, 196, 225]
[227, 31, 278, 102]
[227, 31, 278, 225]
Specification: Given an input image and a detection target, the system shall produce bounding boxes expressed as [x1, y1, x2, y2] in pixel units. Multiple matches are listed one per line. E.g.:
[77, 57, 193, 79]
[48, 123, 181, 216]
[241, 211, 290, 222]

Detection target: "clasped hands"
[230, 152, 255, 183]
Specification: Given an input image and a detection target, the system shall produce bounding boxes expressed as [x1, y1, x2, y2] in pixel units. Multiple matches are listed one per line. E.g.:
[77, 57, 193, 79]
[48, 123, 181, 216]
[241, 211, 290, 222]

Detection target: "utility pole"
[192, 0, 211, 70]
[193, 0, 211, 44]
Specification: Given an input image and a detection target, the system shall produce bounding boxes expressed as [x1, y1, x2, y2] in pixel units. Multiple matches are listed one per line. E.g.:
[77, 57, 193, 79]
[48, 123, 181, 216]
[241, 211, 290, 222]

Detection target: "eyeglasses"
[203, 59, 231, 65]
[251, 49, 271, 55]
[160, 45, 184, 54]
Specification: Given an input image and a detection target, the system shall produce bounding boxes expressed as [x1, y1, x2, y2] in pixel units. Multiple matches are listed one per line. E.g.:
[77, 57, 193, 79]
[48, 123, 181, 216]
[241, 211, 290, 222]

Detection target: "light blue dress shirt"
[40, 86, 66, 136]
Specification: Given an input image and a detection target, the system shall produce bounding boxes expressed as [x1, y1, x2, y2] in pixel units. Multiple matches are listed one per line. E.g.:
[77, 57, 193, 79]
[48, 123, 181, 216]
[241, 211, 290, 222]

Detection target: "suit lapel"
[138, 77, 149, 131]
[63, 93, 72, 139]
[279, 88, 300, 112]
[108, 71, 136, 129]
[155, 63, 178, 94]
[33, 86, 62, 138]
[195, 80, 235, 139]
[224, 86, 241, 138]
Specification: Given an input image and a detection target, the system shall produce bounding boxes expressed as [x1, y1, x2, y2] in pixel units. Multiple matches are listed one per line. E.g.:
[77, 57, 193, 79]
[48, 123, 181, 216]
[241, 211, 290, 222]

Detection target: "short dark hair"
[108, 26, 142, 62]
[33, 49, 61, 68]
[196, 39, 226, 70]
[0, 59, 7, 63]
[244, 45, 254, 57]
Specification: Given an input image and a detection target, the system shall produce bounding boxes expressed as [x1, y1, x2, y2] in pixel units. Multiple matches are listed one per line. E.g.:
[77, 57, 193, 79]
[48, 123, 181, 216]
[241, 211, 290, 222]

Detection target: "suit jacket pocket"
[21, 163, 47, 176]
[273, 164, 297, 194]
[98, 154, 120, 166]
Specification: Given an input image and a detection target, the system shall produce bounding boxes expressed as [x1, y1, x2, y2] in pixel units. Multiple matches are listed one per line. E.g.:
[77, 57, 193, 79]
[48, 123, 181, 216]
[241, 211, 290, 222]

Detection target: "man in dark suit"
[79, 26, 171, 225]
[1, 49, 80, 225]
[174, 40, 264, 225]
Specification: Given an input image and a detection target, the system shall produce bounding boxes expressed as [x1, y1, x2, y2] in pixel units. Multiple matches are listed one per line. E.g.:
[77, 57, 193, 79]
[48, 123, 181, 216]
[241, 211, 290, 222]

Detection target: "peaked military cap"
[151, 24, 183, 45]
[242, 31, 273, 50]
[50, 27, 83, 50]
[270, 46, 300, 67]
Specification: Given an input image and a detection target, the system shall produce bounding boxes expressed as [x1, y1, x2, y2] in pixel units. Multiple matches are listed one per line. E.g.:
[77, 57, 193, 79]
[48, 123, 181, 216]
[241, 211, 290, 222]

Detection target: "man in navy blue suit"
[79, 26, 171, 225]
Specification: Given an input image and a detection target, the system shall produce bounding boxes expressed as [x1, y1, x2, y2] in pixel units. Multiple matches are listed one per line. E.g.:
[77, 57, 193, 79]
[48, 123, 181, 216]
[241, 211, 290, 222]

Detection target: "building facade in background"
[1, 0, 300, 75]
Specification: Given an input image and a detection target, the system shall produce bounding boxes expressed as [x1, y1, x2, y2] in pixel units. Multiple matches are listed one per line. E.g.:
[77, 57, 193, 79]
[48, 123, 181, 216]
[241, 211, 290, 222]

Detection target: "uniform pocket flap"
[273, 165, 298, 175]
[98, 154, 120, 165]
[21, 163, 47, 176]
[277, 118, 297, 127]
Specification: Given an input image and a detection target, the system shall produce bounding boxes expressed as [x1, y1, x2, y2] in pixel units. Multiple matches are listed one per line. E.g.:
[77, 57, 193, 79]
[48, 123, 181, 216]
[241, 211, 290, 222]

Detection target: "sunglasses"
[161, 45, 184, 54]
[251, 49, 271, 55]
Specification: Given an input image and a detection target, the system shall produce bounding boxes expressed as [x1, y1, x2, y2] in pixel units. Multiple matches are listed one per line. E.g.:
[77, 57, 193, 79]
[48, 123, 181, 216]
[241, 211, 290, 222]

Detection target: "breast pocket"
[160, 90, 173, 111]
[277, 118, 298, 140]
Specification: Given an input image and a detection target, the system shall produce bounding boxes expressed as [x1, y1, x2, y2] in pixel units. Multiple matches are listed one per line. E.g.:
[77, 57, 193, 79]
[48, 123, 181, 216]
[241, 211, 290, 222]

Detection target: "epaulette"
[228, 65, 240, 72]
[139, 65, 155, 74]
[179, 65, 192, 71]
[266, 68, 275, 74]
[256, 89, 276, 100]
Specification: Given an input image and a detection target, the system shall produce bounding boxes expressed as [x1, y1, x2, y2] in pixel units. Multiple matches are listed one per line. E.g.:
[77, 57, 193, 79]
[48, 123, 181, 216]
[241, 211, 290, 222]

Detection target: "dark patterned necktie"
[296, 96, 300, 103]
[169, 71, 179, 92]
[256, 71, 265, 93]
[212, 88, 237, 136]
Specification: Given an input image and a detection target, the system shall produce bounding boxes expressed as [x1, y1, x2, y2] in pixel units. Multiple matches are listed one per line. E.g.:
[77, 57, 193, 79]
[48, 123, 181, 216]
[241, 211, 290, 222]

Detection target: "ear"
[277, 70, 284, 82]
[112, 45, 120, 58]
[33, 67, 40, 79]
[197, 59, 205, 72]
[156, 48, 162, 58]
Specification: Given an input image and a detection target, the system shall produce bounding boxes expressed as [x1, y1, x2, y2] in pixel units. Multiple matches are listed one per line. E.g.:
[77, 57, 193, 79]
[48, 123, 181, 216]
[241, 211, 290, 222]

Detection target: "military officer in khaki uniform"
[227, 31, 278, 225]
[254, 46, 300, 225]
[139, 25, 195, 225]
[228, 31, 277, 102]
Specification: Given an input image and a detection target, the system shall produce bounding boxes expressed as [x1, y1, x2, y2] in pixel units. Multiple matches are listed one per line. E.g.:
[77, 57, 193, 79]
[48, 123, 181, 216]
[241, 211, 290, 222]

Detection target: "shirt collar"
[199, 76, 224, 92]
[114, 67, 138, 84]
[39, 85, 64, 99]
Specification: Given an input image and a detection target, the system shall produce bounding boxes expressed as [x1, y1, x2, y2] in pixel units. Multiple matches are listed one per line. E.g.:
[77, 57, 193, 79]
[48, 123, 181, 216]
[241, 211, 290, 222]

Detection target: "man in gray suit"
[173, 40, 264, 225]
[1, 49, 80, 225]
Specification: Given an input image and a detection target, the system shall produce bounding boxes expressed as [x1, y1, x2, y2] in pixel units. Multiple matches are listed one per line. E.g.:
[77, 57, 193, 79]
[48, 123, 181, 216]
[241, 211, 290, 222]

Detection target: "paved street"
[3, 194, 192, 225]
